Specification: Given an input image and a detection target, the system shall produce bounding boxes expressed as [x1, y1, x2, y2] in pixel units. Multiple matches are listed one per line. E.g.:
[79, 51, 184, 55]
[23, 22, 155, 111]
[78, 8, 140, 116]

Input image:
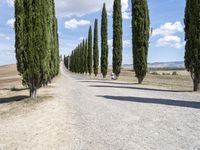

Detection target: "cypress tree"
[48, 0, 59, 82]
[113, 0, 123, 77]
[132, 0, 150, 84]
[101, 3, 109, 78]
[47, 0, 55, 83]
[184, 0, 200, 91]
[15, 0, 59, 98]
[84, 39, 88, 74]
[64, 55, 70, 69]
[53, 17, 60, 76]
[93, 19, 99, 77]
[81, 40, 85, 74]
[88, 26, 93, 75]
[15, 0, 25, 75]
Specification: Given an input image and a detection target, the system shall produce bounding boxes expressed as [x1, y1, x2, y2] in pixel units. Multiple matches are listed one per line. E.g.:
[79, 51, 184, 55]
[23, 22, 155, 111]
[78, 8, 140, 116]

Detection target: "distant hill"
[122, 61, 185, 70]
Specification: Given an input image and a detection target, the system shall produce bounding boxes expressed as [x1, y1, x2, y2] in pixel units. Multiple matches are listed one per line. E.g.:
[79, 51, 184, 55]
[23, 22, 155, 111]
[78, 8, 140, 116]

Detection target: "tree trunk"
[30, 86, 37, 99]
[193, 76, 200, 92]
[103, 75, 106, 78]
[138, 76, 144, 84]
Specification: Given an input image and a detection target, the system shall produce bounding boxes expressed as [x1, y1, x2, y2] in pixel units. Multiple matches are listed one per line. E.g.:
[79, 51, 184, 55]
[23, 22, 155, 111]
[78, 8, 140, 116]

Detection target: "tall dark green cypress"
[15, 0, 59, 98]
[84, 39, 88, 74]
[64, 55, 70, 69]
[53, 18, 60, 76]
[48, 0, 59, 82]
[88, 26, 93, 75]
[101, 3, 109, 78]
[81, 40, 85, 74]
[15, 0, 25, 75]
[132, 0, 150, 84]
[184, 0, 200, 91]
[113, 0, 123, 77]
[93, 19, 99, 77]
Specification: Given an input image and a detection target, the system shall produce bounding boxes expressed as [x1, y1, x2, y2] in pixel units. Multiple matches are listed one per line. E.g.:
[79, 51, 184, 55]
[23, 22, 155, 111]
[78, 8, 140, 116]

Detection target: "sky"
[0, 0, 186, 65]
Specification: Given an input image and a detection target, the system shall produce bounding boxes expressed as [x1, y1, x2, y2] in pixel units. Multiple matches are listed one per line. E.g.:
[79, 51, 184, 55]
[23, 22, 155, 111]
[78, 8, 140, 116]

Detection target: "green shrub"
[151, 72, 159, 75]
[172, 71, 178, 75]
[162, 73, 170, 75]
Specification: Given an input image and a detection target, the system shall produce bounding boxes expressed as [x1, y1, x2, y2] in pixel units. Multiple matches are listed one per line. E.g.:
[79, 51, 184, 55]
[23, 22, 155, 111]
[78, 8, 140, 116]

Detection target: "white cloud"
[108, 39, 113, 48]
[79, 37, 84, 40]
[55, 0, 130, 19]
[152, 21, 183, 37]
[7, 18, 15, 28]
[156, 35, 185, 49]
[64, 19, 90, 29]
[108, 39, 131, 48]
[6, 0, 14, 7]
[121, 0, 131, 19]
[123, 40, 131, 48]
[152, 21, 185, 49]
[122, 12, 131, 19]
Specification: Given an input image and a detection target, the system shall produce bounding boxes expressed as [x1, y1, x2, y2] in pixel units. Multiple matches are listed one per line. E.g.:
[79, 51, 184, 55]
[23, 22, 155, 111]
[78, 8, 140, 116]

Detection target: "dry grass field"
[79, 68, 193, 92]
[0, 64, 54, 118]
[0, 65, 195, 99]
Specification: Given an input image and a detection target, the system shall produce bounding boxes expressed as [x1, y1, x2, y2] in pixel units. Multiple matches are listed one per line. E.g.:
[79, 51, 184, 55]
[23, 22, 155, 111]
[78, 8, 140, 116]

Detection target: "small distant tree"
[113, 0, 123, 77]
[132, 0, 150, 84]
[184, 0, 200, 91]
[101, 3, 109, 78]
[64, 55, 70, 69]
[84, 39, 88, 74]
[81, 40, 85, 74]
[93, 19, 99, 77]
[88, 26, 93, 75]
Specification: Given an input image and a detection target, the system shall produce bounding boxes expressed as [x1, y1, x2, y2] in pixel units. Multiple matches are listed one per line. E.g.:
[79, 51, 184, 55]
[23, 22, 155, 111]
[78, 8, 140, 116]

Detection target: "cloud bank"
[153, 21, 185, 49]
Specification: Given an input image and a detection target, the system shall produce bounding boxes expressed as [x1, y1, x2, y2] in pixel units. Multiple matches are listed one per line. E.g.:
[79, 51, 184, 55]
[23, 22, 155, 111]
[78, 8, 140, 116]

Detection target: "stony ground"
[0, 63, 200, 150]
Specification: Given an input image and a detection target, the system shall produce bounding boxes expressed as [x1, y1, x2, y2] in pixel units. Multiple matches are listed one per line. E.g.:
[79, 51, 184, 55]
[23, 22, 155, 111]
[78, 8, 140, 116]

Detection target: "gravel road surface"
[0, 63, 200, 150]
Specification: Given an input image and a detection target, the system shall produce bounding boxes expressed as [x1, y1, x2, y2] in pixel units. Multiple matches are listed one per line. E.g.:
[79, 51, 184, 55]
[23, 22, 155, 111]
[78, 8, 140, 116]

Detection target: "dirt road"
[0, 63, 200, 150]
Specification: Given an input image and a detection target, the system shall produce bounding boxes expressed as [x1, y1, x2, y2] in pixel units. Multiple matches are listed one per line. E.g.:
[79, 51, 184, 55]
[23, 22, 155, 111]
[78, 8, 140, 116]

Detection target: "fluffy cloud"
[153, 21, 185, 49]
[55, 0, 130, 19]
[156, 35, 185, 49]
[152, 21, 183, 37]
[7, 18, 15, 28]
[64, 19, 90, 29]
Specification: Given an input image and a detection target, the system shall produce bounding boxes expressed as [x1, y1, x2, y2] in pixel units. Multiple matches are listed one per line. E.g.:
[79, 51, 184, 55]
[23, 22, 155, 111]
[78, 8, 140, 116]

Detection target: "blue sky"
[0, 0, 186, 65]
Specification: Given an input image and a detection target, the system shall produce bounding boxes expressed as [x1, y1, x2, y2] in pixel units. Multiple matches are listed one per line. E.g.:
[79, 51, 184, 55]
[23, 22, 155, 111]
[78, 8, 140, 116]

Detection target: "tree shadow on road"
[90, 85, 192, 93]
[1, 87, 28, 92]
[80, 80, 137, 85]
[0, 96, 29, 104]
[97, 95, 200, 109]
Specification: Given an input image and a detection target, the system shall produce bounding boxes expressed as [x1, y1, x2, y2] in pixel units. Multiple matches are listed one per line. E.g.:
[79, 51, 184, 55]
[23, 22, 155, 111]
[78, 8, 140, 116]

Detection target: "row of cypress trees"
[65, 0, 148, 83]
[65, 0, 200, 92]
[64, 21, 99, 76]
[67, 40, 86, 73]
[15, 0, 59, 98]
[64, 3, 109, 77]
[64, 1, 120, 78]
